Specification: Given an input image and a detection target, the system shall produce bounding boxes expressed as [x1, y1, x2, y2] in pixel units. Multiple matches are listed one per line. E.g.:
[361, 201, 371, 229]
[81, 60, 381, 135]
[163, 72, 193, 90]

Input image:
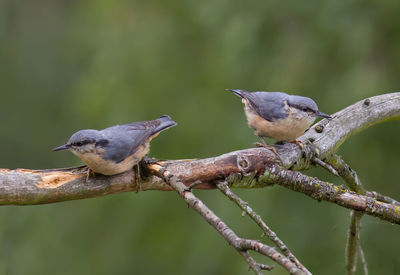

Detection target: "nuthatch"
[228, 89, 331, 149]
[53, 115, 177, 175]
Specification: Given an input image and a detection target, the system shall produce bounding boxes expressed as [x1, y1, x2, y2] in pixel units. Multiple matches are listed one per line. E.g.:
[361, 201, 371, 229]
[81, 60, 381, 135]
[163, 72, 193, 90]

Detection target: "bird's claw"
[253, 142, 265, 148]
[85, 167, 94, 182]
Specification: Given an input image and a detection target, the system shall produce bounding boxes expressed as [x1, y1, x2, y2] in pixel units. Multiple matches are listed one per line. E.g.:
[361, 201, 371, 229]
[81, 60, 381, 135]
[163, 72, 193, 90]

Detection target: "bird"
[53, 115, 177, 176]
[227, 89, 331, 151]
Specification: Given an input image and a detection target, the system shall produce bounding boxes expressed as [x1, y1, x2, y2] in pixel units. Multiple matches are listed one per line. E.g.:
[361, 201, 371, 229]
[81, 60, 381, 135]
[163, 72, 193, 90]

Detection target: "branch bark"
[1, 93, 398, 205]
[1, 93, 399, 274]
[217, 182, 310, 274]
[147, 163, 305, 275]
[1, 151, 399, 225]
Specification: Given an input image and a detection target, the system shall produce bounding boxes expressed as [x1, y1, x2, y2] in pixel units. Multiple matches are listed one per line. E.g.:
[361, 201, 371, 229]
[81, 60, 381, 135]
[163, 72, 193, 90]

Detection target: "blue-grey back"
[100, 116, 176, 163]
[246, 91, 290, 121]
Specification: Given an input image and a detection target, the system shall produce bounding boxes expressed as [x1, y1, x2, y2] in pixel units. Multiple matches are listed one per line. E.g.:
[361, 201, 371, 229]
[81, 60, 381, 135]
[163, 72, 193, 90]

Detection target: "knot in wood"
[237, 155, 251, 173]
[363, 98, 371, 106]
[315, 125, 324, 133]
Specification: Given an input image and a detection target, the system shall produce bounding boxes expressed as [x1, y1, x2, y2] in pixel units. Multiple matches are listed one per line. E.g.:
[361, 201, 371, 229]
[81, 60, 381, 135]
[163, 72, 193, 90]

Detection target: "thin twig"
[326, 155, 367, 275]
[312, 157, 339, 176]
[217, 182, 311, 275]
[147, 163, 305, 275]
[327, 154, 365, 194]
[346, 211, 362, 275]
[366, 191, 400, 206]
[240, 251, 273, 274]
[359, 244, 369, 275]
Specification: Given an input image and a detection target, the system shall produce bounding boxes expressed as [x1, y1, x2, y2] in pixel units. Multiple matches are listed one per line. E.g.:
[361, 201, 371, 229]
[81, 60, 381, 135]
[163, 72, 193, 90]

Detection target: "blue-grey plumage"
[53, 115, 177, 175]
[228, 89, 331, 142]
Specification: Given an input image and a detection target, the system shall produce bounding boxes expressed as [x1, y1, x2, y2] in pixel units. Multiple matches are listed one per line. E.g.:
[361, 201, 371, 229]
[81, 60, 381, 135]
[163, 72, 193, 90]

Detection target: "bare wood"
[0, 148, 275, 204]
[0, 151, 398, 228]
[0, 93, 399, 274]
[0, 93, 398, 203]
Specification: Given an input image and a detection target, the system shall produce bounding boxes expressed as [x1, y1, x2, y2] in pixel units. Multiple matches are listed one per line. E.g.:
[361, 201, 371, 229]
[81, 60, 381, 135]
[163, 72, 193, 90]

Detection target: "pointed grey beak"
[226, 89, 245, 98]
[315, 111, 332, 119]
[53, 144, 70, 151]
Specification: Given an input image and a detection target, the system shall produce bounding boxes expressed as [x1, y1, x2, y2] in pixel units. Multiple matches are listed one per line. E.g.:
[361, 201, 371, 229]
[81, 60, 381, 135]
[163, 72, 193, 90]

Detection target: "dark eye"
[96, 139, 109, 147]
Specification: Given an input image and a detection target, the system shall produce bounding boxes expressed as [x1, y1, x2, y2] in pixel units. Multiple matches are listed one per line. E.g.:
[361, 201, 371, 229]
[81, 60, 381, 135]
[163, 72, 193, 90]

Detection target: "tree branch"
[1, 93, 398, 205]
[278, 93, 400, 169]
[346, 211, 363, 275]
[146, 163, 305, 275]
[324, 154, 368, 275]
[1, 93, 399, 274]
[2, 151, 399, 226]
[217, 182, 310, 274]
[259, 166, 400, 225]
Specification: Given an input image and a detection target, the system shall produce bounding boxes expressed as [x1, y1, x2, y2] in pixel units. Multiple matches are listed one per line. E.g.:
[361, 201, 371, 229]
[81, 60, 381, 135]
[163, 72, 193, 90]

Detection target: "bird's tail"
[152, 115, 178, 135]
[226, 89, 250, 98]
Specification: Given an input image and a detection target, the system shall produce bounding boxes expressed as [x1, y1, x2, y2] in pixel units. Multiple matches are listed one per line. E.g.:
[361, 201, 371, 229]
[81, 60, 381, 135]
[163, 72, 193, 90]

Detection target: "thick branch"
[0, 148, 275, 204]
[0, 93, 398, 226]
[1, 151, 399, 226]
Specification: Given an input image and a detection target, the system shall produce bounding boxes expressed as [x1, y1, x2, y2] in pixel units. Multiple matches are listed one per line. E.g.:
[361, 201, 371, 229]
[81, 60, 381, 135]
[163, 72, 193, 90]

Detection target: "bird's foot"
[135, 165, 142, 193]
[253, 141, 280, 160]
[85, 167, 94, 182]
[253, 142, 265, 148]
[290, 140, 304, 150]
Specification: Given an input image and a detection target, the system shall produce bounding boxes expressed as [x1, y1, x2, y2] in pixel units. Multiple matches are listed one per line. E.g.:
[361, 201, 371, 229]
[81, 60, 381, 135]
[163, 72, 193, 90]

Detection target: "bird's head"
[53, 129, 105, 155]
[288, 95, 331, 119]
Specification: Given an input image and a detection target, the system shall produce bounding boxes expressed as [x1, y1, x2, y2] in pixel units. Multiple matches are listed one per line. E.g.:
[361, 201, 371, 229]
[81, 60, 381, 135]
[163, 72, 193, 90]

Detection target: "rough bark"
[1, 93, 399, 274]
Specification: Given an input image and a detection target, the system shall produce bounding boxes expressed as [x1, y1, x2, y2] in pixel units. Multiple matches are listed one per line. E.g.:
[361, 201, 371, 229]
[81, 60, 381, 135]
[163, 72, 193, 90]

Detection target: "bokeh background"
[1, 1, 399, 274]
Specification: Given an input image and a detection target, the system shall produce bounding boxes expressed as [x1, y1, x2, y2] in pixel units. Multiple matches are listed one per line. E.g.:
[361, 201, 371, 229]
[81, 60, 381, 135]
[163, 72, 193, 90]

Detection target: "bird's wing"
[100, 124, 151, 163]
[247, 92, 289, 121]
[100, 116, 177, 163]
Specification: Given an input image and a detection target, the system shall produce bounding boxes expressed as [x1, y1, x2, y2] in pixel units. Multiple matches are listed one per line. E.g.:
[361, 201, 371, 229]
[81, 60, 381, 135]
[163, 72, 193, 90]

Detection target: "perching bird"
[228, 89, 331, 149]
[53, 115, 177, 175]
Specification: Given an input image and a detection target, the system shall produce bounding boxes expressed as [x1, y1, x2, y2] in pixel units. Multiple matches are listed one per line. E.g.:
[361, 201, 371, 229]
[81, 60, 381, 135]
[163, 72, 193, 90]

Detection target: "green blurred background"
[0, 0, 399, 274]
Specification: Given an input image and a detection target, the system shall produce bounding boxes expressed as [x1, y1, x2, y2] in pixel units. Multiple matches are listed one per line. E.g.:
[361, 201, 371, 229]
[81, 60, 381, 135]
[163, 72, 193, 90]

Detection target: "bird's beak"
[53, 144, 70, 151]
[315, 111, 332, 119]
[226, 89, 245, 98]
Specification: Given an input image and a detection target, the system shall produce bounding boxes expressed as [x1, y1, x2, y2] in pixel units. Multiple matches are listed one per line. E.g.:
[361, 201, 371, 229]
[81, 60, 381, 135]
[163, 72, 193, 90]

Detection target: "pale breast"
[244, 106, 315, 141]
[73, 143, 150, 175]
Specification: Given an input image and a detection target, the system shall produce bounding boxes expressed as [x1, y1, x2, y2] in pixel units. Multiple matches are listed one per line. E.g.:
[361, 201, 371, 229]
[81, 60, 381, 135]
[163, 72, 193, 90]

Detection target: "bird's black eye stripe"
[73, 140, 90, 146]
[96, 139, 109, 147]
[291, 104, 311, 112]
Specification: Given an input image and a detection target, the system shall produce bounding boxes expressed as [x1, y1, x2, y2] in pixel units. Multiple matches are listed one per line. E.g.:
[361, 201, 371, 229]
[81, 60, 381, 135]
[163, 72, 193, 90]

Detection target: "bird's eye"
[96, 139, 109, 147]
